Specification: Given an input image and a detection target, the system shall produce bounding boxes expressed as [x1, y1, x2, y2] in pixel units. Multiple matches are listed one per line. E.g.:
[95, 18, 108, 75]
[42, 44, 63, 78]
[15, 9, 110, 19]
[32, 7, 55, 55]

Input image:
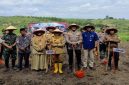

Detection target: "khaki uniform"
[45, 32, 54, 66]
[51, 35, 65, 54]
[31, 34, 47, 70]
[65, 31, 82, 70]
[104, 34, 120, 69]
[45, 32, 54, 49]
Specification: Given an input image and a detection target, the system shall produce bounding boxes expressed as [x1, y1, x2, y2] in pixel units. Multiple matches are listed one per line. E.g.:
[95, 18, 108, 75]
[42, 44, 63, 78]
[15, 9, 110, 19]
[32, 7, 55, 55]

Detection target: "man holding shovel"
[66, 24, 82, 73]
[104, 27, 120, 71]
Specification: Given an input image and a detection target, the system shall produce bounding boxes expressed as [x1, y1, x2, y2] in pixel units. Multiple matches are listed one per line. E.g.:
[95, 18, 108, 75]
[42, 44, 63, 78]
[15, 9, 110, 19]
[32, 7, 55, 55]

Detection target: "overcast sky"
[0, 0, 129, 19]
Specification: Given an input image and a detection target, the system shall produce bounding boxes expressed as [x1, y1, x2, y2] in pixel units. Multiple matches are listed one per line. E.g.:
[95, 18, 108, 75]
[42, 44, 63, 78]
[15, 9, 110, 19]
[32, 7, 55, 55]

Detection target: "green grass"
[0, 16, 129, 42]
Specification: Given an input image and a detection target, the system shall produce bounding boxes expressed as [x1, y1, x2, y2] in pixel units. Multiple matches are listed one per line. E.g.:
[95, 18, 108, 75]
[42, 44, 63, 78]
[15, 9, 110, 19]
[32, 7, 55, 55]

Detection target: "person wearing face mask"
[66, 24, 82, 73]
[82, 25, 99, 70]
[104, 27, 120, 71]
[31, 28, 47, 71]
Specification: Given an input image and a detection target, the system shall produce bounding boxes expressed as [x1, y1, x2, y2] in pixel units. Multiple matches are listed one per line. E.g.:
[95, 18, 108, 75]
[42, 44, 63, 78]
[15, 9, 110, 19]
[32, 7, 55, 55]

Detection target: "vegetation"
[0, 16, 129, 41]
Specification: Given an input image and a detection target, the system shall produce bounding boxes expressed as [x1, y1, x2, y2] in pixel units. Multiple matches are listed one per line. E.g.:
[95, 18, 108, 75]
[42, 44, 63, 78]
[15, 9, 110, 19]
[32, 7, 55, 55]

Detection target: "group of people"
[0, 23, 120, 74]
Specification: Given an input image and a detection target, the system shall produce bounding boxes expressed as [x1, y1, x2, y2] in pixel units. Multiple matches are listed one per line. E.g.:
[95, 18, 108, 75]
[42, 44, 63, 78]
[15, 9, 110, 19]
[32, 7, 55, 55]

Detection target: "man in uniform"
[104, 27, 120, 70]
[2, 26, 17, 71]
[66, 24, 82, 72]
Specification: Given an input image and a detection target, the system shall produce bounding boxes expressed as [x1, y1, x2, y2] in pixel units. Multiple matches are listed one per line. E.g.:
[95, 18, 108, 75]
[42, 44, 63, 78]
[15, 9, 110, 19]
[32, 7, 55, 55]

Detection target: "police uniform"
[66, 24, 82, 71]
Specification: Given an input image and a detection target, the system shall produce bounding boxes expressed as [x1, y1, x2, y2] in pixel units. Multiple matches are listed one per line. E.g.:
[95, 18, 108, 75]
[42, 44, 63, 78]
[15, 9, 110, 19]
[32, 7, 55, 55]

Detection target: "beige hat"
[68, 23, 79, 29]
[106, 27, 118, 34]
[6, 26, 17, 30]
[33, 28, 45, 34]
[53, 29, 63, 33]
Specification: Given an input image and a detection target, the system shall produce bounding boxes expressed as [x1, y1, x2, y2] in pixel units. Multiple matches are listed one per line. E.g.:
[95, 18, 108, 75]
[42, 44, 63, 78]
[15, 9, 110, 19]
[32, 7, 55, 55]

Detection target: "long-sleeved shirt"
[82, 31, 99, 49]
[65, 31, 82, 50]
[16, 34, 31, 53]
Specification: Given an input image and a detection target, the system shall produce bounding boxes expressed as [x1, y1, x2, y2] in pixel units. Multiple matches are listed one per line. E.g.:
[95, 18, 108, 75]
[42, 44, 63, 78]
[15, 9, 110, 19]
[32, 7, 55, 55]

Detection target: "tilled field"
[0, 42, 129, 85]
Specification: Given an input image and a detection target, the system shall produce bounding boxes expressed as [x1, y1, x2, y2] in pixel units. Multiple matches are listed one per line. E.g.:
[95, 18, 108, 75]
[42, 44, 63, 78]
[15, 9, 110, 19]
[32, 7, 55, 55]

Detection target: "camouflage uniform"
[2, 33, 17, 68]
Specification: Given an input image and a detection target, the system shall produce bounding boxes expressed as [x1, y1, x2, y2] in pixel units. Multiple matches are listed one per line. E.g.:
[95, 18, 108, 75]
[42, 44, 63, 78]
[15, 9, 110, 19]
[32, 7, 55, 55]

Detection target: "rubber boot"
[54, 63, 58, 73]
[59, 63, 63, 74]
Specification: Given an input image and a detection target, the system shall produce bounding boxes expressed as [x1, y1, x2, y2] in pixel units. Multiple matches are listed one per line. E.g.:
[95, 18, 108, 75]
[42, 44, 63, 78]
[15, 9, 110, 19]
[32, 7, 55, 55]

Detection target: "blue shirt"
[82, 32, 99, 49]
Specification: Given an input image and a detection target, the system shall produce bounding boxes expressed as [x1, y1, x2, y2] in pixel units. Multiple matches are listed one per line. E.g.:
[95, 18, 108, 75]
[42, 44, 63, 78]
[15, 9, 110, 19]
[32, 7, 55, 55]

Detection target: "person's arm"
[57, 37, 66, 47]
[32, 37, 41, 51]
[76, 32, 82, 44]
[111, 35, 120, 43]
[11, 35, 17, 47]
[1, 36, 12, 49]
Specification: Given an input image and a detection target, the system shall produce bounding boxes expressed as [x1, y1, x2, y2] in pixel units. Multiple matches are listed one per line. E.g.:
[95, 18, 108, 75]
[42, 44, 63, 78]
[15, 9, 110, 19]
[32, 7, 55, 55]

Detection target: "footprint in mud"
[0, 79, 5, 85]
[75, 82, 90, 85]
[101, 82, 114, 85]
[123, 62, 129, 67]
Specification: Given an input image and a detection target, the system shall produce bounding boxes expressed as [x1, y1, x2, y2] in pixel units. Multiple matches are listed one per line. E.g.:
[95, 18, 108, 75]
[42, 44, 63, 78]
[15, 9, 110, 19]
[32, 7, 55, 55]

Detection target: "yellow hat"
[6, 26, 17, 30]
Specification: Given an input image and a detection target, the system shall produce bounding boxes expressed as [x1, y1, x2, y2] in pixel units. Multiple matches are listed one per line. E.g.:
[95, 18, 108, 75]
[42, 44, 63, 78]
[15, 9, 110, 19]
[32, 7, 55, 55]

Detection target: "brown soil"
[0, 42, 129, 85]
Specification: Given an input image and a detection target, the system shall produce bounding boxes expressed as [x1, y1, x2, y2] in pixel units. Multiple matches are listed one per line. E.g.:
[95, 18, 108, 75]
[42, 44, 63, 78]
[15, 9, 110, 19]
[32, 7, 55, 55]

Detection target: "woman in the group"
[31, 28, 47, 71]
[50, 29, 65, 74]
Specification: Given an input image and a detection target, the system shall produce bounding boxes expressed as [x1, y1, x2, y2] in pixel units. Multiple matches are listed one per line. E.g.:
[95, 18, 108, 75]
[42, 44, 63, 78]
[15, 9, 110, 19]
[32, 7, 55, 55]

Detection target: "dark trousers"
[67, 49, 81, 69]
[18, 52, 30, 70]
[108, 52, 119, 69]
[99, 43, 106, 59]
[3, 51, 17, 68]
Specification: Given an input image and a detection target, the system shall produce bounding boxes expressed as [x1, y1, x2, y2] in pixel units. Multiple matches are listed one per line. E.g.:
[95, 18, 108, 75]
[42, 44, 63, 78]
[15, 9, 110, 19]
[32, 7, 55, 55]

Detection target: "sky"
[0, 0, 129, 19]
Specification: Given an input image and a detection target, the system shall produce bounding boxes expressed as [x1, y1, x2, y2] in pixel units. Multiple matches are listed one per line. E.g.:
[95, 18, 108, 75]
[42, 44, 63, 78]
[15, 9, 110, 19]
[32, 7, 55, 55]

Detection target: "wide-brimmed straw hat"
[46, 26, 56, 31]
[52, 29, 63, 33]
[83, 24, 95, 30]
[33, 27, 45, 34]
[68, 24, 79, 29]
[106, 27, 118, 34]
[6, 26, 17, 30]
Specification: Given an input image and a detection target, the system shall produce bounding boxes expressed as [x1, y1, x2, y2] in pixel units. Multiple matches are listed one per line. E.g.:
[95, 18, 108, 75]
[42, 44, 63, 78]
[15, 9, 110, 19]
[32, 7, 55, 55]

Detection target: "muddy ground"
[0, 42, 129, 85]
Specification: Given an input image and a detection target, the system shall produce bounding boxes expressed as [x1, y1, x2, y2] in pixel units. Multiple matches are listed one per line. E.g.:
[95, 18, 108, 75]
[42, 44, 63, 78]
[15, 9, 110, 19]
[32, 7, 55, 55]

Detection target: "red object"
[0, 59, 4, 65]
[101, 58, 108, 65]
[75, 70, 85, 78]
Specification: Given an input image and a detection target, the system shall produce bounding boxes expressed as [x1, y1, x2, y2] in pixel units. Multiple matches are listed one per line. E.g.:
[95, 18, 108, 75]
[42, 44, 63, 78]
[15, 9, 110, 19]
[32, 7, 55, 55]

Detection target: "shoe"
[59, 63, 63, 74]
[89, 67, 96, 70]
[107, 66, 112, 71]
[83, 67, 87, 71]
[12, 67, 17, 70]
[54, 63, 58, 73]
[67, 66, 73, 74]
